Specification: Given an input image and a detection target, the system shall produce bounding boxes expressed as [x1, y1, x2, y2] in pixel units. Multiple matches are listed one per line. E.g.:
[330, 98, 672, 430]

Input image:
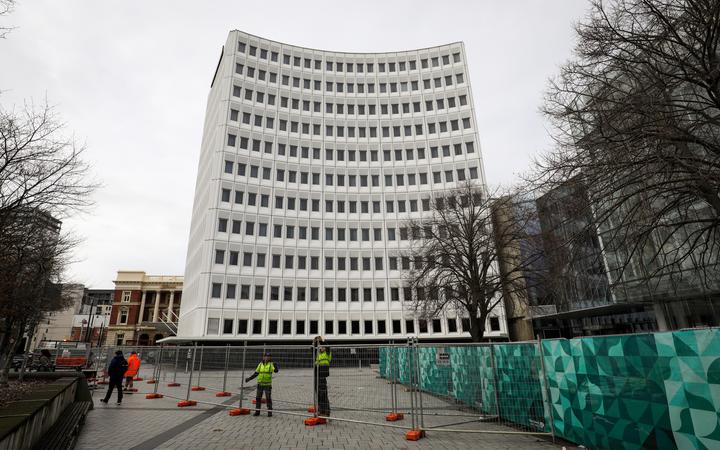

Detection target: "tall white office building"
[177, 31, 506, 341]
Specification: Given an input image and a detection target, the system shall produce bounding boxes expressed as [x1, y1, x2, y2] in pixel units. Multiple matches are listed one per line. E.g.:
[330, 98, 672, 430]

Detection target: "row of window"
[225, 141, 476, 164]
[227, 111, 473, 140]
[235, 62, 465, 94]
[207, 315, 500, 337]
[221, 194, 438, 215]
[238, 40, 463, 74]
[223, 163, 479, 187]
[233, 87, 468, 117]
[211, 283, 401, 301]
[213, 251, 422, 271]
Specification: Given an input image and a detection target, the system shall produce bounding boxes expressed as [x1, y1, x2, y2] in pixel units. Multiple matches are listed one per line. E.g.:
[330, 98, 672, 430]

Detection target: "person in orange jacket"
[124, 351, 140, 391]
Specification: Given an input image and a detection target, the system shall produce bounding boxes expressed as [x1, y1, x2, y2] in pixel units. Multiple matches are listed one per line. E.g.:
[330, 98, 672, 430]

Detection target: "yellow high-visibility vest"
[255, 361, 275, 385]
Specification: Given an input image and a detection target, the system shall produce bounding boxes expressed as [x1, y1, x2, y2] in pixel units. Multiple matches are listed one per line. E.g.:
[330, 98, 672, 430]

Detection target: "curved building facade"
[177, 30, 506, 341]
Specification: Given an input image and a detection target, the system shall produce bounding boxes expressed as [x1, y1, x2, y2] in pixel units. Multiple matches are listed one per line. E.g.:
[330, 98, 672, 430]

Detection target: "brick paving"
[76, 363, 575, 450]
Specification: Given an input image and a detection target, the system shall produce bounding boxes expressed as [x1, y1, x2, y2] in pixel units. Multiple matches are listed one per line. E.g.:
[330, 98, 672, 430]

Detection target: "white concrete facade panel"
[178, 31, 506, 341]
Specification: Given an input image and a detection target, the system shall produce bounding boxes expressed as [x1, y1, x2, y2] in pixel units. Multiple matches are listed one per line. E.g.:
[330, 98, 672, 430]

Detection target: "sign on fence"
[435, 347, 450, 366]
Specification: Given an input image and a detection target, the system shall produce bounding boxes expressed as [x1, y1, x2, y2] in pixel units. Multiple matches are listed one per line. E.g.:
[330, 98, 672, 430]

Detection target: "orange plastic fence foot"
[316, 418, 327, 424]
[215, 392, 231, 397]
[147, 379, 157, 384]
[145, 393, 163, 399]
[304, 417, 321, 426]
[405, 429, 425, 441]
[251, 398, 267, 404]
[229, 407, 251, 416]
[177, 400, 197, 407]
[385, 413, 404, 421]
[133, 377, 143, 381]
[191, 386, 205, 391]
[167, 382, 180, 387]
[126, 388, 138, 393]
[307, 406, 316, 413]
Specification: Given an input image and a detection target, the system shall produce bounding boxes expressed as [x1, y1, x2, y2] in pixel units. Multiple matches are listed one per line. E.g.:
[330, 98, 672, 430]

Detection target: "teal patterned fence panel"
[494, 342, 548, 432]
[417, 347, 452, 396]
[448, 346, 494, 412]
[378, 329, 720, 449]
[378, 343, 548, 430]
[542, 328, 720, 450]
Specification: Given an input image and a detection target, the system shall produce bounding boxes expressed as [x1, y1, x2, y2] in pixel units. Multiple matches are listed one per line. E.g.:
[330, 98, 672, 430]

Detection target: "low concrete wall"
[0, 373, 84, 450]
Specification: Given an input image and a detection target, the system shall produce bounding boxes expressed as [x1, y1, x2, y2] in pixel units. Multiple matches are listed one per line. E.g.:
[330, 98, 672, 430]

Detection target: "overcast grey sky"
[1, 0, 589, 288]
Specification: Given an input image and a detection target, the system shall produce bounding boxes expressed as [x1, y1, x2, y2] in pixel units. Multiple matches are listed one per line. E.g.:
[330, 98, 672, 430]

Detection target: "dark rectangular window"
[364, 320, 373, 334]
[223, 319, 234, 334]
[448, 318, 458, 333]
[325, 320, 334, 334]
[432, 319, 442, 333]
[237, 319, 248, 334]
[268, 320, 278, 334]
[296, 320, 305, 335]
[489, 317, 501, 331]
[310, 320, 319, 335]
[419, 320, 428, 333]
[406, 319, 415, 333]
[377, 320, 386, 334]
[392, 320, 402, 334]
[252, 319, 262, 334]
[282, 320, 292, 335]
[351, 320, 360, 335]
[338, 321, 347, 334]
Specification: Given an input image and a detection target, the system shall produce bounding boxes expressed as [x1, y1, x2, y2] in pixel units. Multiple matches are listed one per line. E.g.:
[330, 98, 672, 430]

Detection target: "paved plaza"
[76, 363, 575, 450]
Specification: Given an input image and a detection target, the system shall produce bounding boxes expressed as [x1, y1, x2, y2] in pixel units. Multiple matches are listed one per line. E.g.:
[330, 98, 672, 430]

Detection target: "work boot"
[253, 411, 260, 417]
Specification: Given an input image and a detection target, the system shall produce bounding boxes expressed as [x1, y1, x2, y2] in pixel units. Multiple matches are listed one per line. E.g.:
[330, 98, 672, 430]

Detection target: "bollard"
[178, 345, 198, 407]
[168, 347, 181, 387]
[229, 341, 250, 415]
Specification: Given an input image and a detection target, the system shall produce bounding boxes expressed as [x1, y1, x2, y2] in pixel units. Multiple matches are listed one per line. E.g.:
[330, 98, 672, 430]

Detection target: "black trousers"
[317, 377, 330, 416]
[255, 385, 272, 410]
[103, 379, 123, 403]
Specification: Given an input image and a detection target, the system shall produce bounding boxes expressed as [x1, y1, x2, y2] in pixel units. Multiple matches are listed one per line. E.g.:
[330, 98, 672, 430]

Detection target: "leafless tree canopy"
[537, 0, 720, 290]
[0, 0, 15, 39]
[0, 103, 96, 385]
[403, 182, 543, 341]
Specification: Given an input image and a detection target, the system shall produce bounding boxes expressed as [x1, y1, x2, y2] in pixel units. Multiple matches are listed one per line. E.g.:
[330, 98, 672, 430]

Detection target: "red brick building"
[106, 271, 183, 346]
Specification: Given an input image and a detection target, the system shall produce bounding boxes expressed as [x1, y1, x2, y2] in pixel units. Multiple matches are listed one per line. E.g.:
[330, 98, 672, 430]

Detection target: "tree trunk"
[0, 329, 17, 387]
[18, 322, 36, 382]
[0, 318, 18, 387]
[469, 315, 486, 342]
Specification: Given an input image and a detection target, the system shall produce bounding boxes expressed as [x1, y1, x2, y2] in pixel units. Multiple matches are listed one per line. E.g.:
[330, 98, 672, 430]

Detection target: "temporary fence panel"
[313, 344, 411, 428]
[542, 328, 720, 450]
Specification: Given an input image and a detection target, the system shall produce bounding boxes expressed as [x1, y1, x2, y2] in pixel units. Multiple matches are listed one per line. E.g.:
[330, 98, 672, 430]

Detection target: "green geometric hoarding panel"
[379, 328, 720, 449]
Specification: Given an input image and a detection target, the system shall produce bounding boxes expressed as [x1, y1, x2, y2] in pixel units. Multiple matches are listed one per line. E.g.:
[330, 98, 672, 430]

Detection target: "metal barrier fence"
[91, 340, 556, 442]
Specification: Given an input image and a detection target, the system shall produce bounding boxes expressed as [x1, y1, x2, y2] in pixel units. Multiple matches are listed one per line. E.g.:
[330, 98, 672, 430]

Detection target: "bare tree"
[0, 0, 15, 39]
[0, 212, 76, 385]
[0, 103, 95, 385]
[402, 182, 544, 341]
[537, 0, 720, 291]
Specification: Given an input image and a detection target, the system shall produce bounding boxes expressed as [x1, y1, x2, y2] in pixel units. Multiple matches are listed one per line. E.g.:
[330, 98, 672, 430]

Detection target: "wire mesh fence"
[90, 340, 555, 441]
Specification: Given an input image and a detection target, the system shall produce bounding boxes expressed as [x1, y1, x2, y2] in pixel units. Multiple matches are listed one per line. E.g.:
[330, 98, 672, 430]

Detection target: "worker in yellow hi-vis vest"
[245, 352, 279, 417]
[313, 336, 332, 417]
